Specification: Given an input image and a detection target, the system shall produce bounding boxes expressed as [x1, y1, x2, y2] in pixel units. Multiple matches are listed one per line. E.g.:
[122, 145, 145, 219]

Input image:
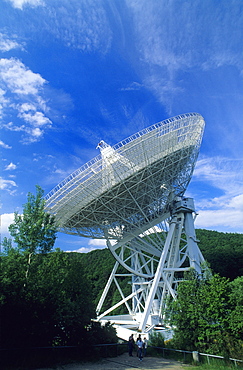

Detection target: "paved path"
[37, 352, 191, 370]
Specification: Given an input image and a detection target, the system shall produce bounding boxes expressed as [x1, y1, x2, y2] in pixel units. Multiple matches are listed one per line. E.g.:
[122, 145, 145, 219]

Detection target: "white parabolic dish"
[45, 113, 205, 240]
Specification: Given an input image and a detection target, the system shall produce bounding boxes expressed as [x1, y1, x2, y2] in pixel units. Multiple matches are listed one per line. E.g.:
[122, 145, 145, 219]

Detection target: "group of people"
[128, 334, 148, 361]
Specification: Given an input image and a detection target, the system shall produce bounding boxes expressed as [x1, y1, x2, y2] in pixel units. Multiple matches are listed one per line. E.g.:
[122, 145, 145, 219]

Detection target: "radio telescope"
[45, 112, 205, 338]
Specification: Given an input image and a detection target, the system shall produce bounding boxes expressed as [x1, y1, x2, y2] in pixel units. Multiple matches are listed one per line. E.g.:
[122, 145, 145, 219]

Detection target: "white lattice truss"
[95, 198, 205, 333]
[45, 112, 206, 334]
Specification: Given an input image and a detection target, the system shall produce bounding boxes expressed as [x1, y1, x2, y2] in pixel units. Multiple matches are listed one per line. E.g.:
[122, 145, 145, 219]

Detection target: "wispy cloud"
[119, 82, 143, 91]
[0, 57, 53, 143]
[0, 88, 9, 118]
[4, 162, 17, 171]
[0, 33, 23, 52]
[7, 0, 44, 10]
[194, 157, 242, 199]
[0, 140, 11, 149]
[5, 1, 112, 54]
[125, 0, 242, 112]
[24, 1, 112, 54]
[0, 178, 17, 194]
[191, 156, 243, 232]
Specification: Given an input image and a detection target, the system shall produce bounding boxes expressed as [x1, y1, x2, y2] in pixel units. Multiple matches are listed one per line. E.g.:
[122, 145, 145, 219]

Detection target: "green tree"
[0, 247, 31, 348]
[167, 270, 203, 350]
[86, 321, 118, 345]
[196, 229, 243, 279]
[1, 236, 13, 253]
[0, 249, 96, 348]
[0, 186, 118, 356]
[9, 185, 57, 254]
[228, 276, 243, 338]
[149, 332, 165, 347]
[225, 277, 243, 359]
[169, 270, 233, 356]
[8, 185, 57, 281]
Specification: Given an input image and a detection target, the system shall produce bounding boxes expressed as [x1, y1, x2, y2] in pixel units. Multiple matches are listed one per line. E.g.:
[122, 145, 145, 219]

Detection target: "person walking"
[137, 336, 143, 361]
[136, 334, 141, 357]
[128, 334, 134, 356]
[143, 337, 148, 357]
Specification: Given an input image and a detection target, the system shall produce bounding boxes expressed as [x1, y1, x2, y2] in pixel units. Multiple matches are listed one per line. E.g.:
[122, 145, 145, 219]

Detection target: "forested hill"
[195, 229, 243, 280]
[75, 229, 243, 295]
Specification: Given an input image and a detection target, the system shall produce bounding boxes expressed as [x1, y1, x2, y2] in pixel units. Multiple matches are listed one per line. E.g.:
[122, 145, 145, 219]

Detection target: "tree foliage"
[168, 270, 243, 359]
[149, 332, 165, 348]
[228, 277, 243, 338]
[196, 229, 243, 280]
[0, 186, 117, 352]
[0, 246, 117, 349]
[6, 185, 58, 284]
[9, 185, 57, 255]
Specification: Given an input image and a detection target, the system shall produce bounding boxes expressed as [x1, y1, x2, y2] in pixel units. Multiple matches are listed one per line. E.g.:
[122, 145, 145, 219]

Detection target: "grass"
[187, 367, 234, 370]
[183, 362, 242, 370]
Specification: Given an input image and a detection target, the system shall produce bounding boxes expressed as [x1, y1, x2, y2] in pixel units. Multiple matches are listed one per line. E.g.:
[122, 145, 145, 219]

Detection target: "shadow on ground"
[37, 352, 191, 370]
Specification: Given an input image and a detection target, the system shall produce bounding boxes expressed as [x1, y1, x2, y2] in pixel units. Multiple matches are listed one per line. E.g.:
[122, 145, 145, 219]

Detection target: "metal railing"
[148, 345, 243, 367]
[199, 351, 243, 367]
[93, 343, 243, 367]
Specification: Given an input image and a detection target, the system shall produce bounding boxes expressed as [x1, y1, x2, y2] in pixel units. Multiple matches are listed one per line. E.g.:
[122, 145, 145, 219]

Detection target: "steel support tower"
[45, 113, 206, 339]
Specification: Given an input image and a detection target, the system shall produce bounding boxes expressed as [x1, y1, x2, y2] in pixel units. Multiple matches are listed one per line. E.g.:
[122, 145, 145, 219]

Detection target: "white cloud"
[142, 226, 163, 236]
[4, 162, 17, 171]
[0, 140, 11, 149]
[0, 58, 53, 143]
[66, 240, 107, 253]
[0, 58, 46, 95]
[26, 127, 43, 141]
[66, 246, 97, 253]
[195, 198, 243, 232]
[1, 121, 26, 132]
[227, 194, 243, 209]
[0, 33, 22, 52]
[194, 157, 243, 197]
[1, 121, 46, 143]
[0, 87, 9, 118]
[7, 0, 44, 10]
[18, 102, 37, 112]
[19, 111, 52, 127]
[0, 178, 17, 193]
[88, 239, 107, 247]
[191, 156, 243, 232]
[1, 213, 15, 233]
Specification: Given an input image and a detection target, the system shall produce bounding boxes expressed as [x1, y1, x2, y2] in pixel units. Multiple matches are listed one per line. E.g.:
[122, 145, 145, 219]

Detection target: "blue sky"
[1, 0, 242, 253]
